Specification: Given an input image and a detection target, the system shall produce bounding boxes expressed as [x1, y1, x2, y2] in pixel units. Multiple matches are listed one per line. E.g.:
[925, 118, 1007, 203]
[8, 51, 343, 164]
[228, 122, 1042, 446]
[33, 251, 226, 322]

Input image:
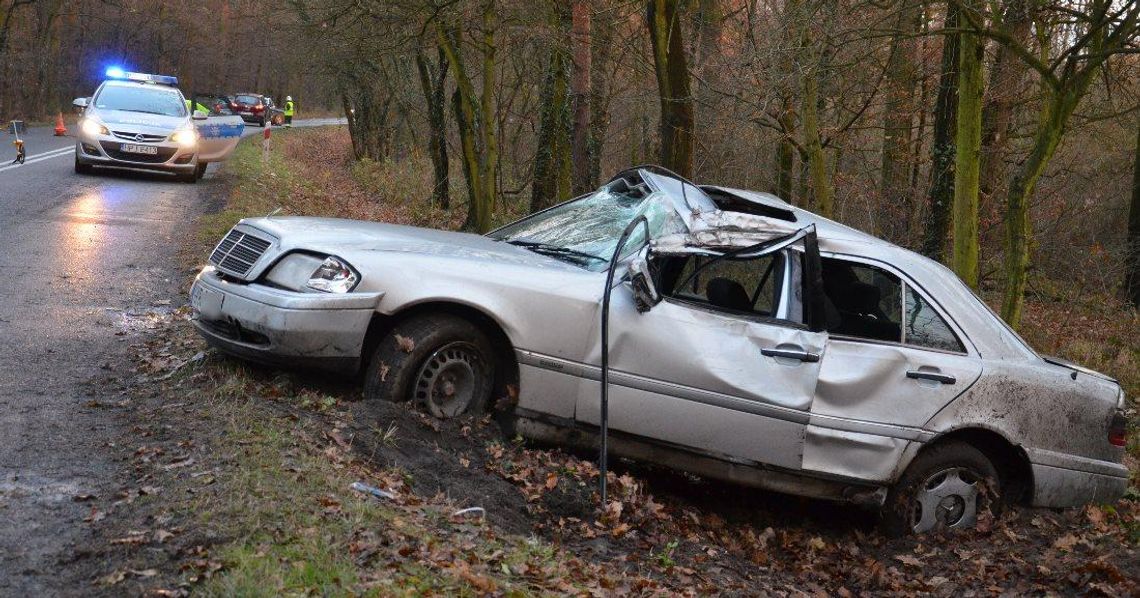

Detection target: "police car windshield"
[94, 84, 186, 117]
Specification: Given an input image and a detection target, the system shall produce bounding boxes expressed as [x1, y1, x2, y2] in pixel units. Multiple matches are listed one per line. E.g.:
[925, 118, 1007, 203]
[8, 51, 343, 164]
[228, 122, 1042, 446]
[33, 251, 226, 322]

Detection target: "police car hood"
[92, 108, 186, 132]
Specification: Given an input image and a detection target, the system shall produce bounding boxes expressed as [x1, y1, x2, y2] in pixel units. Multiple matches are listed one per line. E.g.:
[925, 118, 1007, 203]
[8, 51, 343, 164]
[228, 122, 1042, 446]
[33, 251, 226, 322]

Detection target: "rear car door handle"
[906, 370, 957, 385]
[761, 348, 820, 363]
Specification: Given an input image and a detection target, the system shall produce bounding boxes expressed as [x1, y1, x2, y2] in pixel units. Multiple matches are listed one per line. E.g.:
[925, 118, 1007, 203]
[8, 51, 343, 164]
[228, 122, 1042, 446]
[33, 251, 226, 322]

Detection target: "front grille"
[110, 130, 167, 143]
[99, 141, 176, 164]
[209, 228, 273, 277]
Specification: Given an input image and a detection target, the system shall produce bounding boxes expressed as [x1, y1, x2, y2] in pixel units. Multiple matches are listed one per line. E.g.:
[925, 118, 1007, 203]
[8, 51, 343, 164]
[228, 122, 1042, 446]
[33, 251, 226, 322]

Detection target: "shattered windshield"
[489, 182, 687, 271]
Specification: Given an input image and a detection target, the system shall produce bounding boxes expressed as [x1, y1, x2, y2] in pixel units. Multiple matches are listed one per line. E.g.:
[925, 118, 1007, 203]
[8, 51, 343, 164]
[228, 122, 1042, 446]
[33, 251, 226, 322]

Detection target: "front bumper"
[189, 268, 383, 373]
[75, 135, 196, 174]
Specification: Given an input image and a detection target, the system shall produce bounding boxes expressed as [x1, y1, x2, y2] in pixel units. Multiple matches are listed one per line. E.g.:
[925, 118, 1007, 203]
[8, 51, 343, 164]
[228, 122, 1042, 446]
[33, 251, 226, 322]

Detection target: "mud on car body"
[190, 166, 1129, 534]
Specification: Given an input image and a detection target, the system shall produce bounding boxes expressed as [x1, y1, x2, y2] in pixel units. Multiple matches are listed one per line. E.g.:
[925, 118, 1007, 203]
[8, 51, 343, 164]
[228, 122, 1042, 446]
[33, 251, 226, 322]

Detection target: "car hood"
[242, 216, 586, 272]
[91, 109, 186, 131]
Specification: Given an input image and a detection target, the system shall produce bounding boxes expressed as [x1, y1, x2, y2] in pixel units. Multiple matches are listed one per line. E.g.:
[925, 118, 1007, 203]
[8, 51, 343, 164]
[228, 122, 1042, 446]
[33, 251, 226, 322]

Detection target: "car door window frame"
[820, 252, 976, 357]
[655, 247, 815, 331]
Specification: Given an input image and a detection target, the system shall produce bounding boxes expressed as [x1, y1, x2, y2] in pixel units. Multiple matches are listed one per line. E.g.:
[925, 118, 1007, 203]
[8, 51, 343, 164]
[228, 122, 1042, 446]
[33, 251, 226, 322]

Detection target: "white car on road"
[73, 69, 243, 182]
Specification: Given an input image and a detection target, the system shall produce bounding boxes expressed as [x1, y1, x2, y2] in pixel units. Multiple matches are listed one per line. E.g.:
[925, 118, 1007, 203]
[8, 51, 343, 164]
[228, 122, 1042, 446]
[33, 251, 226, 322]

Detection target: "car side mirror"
[72, 97, 88, 109]
[627, 257, 660, 313]
[192, 110, 209, 120]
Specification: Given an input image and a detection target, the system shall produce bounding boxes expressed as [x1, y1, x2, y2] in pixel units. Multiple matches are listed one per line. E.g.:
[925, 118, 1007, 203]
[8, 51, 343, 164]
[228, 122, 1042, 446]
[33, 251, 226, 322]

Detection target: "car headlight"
[170, 126, 198, 147]
[307, 256, 359, 293]
[266, 253, 359, 293]
[81, 118, 108, 136]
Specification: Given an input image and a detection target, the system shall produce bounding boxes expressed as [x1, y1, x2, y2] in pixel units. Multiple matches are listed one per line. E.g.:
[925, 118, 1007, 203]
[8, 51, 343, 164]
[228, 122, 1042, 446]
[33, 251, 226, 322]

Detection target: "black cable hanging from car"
[598, 215, 651, 506]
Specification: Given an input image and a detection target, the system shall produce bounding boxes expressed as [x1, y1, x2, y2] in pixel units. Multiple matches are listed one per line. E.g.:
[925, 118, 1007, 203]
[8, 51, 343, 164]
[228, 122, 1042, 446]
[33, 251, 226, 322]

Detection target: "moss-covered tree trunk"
[647, 0, 694, 178]
[1001, 87, 1091, 327]
[531, 2, 573, 213]
[921, 3, 960, 261]
[479, 0, 498, 229]
[415, 46, 450, 209]
[439, 24, 483, 229]
[952, 4, 984, 289]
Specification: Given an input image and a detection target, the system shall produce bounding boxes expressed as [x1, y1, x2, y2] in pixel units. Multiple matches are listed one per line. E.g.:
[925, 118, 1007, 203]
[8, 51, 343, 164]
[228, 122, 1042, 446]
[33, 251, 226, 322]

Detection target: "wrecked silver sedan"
[190, 166, 1129, 533]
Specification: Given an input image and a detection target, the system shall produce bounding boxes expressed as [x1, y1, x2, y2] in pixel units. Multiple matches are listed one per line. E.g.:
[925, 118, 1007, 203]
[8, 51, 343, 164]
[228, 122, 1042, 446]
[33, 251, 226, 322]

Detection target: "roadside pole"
[262, 117, 270, 164]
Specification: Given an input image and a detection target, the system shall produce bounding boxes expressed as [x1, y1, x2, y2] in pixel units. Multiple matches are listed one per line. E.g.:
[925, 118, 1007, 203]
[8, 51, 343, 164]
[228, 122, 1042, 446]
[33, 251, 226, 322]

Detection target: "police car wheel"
[195, 162, 207, 180]
[74, 154, 93, 175]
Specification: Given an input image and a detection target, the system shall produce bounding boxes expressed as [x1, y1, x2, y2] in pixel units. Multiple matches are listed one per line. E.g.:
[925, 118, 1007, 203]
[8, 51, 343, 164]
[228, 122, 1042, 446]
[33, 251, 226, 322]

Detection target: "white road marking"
[0, 146, 75, 173]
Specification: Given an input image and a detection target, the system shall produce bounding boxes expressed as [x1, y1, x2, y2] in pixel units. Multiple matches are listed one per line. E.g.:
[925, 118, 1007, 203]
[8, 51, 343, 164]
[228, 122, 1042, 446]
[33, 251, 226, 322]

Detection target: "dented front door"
[576, 261, 827, 471]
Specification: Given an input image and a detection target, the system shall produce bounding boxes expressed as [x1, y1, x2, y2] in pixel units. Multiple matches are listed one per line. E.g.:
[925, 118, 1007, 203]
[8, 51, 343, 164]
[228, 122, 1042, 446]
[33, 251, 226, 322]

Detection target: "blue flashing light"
[103, 68, 179, 87]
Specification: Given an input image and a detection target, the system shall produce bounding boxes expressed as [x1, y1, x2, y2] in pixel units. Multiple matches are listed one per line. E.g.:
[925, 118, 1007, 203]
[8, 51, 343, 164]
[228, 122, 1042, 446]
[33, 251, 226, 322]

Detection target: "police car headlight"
[170, 126, 198, 148]
[81, 118, 108, 136]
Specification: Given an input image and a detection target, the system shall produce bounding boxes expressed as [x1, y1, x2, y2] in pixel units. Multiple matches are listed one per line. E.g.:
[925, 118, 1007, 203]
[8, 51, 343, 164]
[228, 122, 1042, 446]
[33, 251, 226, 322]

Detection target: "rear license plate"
[239, 111, 252, 116]
[120, 143, 158, 155]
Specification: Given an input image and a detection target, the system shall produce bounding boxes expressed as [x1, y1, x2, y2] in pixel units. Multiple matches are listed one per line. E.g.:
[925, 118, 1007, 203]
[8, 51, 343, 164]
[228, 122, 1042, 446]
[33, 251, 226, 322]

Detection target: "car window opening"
[821, 256, 965, 353]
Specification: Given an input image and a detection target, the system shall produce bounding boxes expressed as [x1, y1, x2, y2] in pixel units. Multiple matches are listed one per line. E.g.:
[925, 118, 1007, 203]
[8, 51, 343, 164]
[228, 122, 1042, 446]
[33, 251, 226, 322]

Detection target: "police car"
[73, 69, 244, 182]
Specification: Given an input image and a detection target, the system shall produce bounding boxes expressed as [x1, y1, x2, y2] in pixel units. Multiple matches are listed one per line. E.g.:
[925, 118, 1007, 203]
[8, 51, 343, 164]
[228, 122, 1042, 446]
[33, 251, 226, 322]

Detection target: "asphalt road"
[0, 118, 343, 594]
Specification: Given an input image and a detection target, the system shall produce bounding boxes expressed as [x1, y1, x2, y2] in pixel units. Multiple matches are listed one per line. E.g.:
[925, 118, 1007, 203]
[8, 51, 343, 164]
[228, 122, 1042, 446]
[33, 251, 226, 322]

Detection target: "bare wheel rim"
[910, 466, 983, 533]
[413, 341, 485, 418]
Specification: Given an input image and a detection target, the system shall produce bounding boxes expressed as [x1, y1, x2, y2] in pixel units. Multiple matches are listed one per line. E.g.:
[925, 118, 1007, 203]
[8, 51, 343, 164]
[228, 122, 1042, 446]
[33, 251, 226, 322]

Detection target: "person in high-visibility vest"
[284, 96, 295, 127]
[184, 98, 210, 115]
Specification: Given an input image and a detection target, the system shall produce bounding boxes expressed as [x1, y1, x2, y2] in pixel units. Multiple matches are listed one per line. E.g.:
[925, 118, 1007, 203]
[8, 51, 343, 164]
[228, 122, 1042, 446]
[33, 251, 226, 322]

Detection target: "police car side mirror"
[72, 97, 88, 109]
[192, 110, 208, 120]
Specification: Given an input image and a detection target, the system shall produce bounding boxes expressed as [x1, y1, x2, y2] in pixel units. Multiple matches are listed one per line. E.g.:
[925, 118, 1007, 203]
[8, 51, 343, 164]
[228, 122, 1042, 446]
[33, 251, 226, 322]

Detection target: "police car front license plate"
[121, 143, 157, 155]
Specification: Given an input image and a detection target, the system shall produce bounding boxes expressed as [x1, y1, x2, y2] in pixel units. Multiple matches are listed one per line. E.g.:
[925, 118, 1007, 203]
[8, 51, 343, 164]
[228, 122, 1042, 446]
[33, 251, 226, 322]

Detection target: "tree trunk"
[647, 0, 694, 177]
[531, 2, 573, 213]
[415, 47, 450, 209]
[879, 0, 921, 239]
[952, 5, 984, 289]
[802, 72, 831, 217]
[979, 0, 1031, 203]
[775, 99, 796, 202]
[439, 23, 484, 229]
[570, 0, 591, 194]
[479, 0, 498, 228]
[452, 88, 480, 219]
[1001, 87, 1091, 327]
[586, 8, 614, 191]
[1126, 117, 1140, 308]
[922, 3, 960, 261]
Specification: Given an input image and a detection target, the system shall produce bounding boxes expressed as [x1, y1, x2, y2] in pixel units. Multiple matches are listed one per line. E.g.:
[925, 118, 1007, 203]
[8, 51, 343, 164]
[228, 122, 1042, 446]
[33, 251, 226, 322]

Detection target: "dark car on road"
[230, 93, 284, 127]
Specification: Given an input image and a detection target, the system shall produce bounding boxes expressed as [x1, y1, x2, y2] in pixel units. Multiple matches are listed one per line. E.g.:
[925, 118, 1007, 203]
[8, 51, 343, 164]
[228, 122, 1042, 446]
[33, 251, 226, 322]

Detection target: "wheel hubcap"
[911, 467, 982, 533]
[413, 341, 484, 418]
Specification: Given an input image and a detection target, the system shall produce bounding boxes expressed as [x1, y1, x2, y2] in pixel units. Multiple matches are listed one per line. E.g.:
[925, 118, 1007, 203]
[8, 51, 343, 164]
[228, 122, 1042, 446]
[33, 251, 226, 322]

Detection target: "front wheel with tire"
[195, 162, 208, 180]
[74, 153, 93, 175]
[882, 442, 1000, 536]
[363, 314, 497, 418]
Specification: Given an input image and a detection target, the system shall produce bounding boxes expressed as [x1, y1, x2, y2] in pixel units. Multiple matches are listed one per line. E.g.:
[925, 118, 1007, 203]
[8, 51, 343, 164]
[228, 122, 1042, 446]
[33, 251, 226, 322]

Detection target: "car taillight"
[1109, 411, 1128, 447]
[252, 105, 264, 113]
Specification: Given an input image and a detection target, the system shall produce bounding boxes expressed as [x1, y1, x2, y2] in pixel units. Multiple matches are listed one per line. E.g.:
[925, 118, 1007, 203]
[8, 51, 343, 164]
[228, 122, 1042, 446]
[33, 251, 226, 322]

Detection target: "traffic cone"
[54, 112, 67, 136]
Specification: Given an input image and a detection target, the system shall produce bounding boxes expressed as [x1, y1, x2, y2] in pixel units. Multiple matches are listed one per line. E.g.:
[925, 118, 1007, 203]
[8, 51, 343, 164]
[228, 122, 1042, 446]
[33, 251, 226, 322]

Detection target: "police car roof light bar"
[104, 67, 178, 87]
